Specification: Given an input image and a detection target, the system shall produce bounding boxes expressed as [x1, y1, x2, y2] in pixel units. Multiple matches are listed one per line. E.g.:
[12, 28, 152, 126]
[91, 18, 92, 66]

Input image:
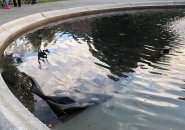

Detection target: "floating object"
[38, 49, 50, 64]
[47, 124, 53, 128]
[29, 77, 88, 119]
[162, 46, 171, 54]
[13, 56, 23, 64]
[2, 67, 110, 119]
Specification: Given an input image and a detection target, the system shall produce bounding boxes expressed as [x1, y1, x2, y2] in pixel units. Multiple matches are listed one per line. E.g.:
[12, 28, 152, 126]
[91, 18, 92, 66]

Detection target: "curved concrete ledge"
[0, 1, 185, 130]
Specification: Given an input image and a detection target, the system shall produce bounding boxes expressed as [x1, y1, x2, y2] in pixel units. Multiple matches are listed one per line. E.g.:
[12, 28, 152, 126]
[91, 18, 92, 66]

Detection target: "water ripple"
[3, 8, 185, 130]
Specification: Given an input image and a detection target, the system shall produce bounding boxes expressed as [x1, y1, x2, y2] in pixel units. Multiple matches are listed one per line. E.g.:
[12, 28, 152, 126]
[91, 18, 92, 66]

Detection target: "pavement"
[0, 0, 182, 25]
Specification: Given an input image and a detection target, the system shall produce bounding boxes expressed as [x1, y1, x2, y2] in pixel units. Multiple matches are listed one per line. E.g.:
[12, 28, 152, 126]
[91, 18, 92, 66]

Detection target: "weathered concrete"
[0, 0, 184, 25]
[0, 27, 13, 54]
[0, 13, 48, 54]
[0, 76, 50, 130]
[42, 7, 89, 23]
[0, 1, 185, 130]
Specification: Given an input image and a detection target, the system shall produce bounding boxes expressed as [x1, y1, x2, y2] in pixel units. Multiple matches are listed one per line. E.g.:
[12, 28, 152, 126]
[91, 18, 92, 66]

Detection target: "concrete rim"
[0, 2, 185, 130]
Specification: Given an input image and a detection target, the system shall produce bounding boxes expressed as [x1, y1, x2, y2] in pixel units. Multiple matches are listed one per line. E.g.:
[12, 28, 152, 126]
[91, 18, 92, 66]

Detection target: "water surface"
[3, 8, 185, 130]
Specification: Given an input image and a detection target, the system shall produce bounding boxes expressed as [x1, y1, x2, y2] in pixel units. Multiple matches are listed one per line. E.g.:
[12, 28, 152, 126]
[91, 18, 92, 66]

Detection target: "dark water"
[2, 8, 185, 130]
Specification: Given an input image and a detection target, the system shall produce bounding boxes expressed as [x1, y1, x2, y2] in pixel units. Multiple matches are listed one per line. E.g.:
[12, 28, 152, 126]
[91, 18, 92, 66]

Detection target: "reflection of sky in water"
[4, 9, 185, 130]
[15, 36, 116, 98]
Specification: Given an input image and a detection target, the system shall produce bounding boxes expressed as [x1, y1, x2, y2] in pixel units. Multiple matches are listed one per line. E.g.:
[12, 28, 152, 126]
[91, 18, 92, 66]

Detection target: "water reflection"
[38, 49, 50, 69]
[2, 8, 185, 130]
[1, 56, 35, 111]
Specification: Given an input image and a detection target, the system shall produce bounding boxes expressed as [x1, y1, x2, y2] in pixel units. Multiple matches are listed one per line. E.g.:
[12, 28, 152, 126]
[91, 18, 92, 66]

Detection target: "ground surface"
[0, 0, 175, 25]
